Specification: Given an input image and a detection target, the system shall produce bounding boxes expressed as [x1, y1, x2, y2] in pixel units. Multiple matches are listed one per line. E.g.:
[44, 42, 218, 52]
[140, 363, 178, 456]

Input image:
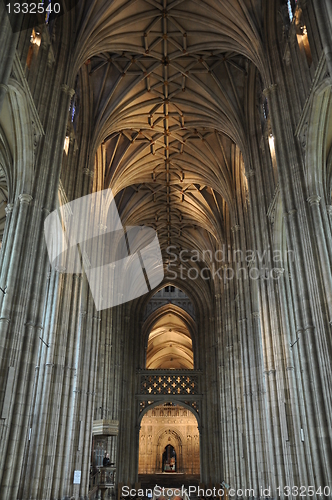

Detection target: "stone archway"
[138, 403, 200, 475]
[157, 429, 182, 472]
[141, 294, 198, 371]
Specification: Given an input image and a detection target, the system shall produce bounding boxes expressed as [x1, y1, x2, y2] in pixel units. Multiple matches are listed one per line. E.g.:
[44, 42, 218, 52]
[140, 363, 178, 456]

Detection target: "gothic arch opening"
[138, 403, 200, 476]
[146, 313, 193, 370]
[162, 444, 177, 472]
[143, 286, 197, 370]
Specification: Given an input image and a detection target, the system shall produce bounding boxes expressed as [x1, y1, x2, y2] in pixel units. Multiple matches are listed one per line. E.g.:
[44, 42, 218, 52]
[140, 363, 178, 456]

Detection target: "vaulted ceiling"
[73, 0, 265, 267]
[146, 312, 193, 369]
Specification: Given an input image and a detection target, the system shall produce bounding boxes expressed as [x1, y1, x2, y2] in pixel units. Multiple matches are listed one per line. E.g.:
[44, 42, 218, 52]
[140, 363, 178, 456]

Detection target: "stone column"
[0, 5, 22, 111]
[327, 205, 332, 234]
[232, 221, 273, 495]
[307, 195, 332, 319]
[265, 81, 332, 488]
[312, 0, 332, 78]
[200, 310, 222, 484]
[274, 268, 308, 488]
[0, 194, 36, 499]
[0, 203, 14, 295]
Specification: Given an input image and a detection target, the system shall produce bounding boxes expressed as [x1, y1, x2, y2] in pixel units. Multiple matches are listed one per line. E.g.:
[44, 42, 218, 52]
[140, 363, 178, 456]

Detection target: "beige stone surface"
[0, 1, 331, 499]
[139, 404, 200, 475]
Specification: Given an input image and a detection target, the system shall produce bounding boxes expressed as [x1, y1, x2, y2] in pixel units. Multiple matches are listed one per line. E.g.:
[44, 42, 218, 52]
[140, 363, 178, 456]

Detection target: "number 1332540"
[6, 3, 61, 14]
[277, 486, 330, 497]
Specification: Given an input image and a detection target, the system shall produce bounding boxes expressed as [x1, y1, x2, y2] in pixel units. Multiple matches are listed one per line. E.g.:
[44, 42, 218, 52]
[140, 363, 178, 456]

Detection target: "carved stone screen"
[138, 403, 200, 475]
[139, 372, 199, 396]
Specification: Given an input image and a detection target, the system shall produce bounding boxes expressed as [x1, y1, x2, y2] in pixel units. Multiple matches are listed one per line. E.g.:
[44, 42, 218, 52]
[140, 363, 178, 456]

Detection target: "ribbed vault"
[73, 0, 267, 82]
[108, 129, 235, 255]
[75, 0, 259, 271]
[146, 312, 193, 369]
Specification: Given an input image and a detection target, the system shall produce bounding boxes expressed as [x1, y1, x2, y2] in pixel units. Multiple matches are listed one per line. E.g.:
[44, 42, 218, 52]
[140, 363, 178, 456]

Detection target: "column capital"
[252, 311, 260, 318]
[5, 203, 14, 215]
[231, 224, 241, 233]
[247, 169, 255, 178]
[0, 84, 9, 94]
[304, 324, 315, 332]
[283, 208, 297, 219]
[274, 268, 285, 277]
[264, 369, 276, 376]
[83, 167, 94, 178]
[307, 195, 321, 206]
[327, 205, 332, 215]
[25, 320, 36, 328]
[98, 223, 107, 233]
[0, 317, 11, 324]
[55, 265, 66, 274]
[263, 83, 278, 97]
[19, 193, 33, 205]
[60, 84, 75, 97]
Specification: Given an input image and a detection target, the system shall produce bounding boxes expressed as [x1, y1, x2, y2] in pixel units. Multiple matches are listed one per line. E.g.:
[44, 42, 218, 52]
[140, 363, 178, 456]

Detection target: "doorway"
[162, 444, 176, 472]
[138, 403, 199, 475]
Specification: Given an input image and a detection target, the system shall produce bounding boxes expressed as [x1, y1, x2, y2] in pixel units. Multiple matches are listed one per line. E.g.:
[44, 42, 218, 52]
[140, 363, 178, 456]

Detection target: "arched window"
[295, 8, 312, 67]
[287, 0, 298, 22]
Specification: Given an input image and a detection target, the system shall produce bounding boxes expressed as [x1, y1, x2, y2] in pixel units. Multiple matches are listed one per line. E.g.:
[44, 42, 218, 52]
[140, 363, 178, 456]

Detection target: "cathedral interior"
[0, 0, 332, 499]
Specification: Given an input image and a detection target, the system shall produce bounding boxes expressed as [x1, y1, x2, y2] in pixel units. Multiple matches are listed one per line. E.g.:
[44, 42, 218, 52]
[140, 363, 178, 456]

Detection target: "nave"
[0, 0, 331, 499]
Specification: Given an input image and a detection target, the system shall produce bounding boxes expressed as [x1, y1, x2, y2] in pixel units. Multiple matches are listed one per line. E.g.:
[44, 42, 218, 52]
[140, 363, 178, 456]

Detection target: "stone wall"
[138, 404, 200, 475]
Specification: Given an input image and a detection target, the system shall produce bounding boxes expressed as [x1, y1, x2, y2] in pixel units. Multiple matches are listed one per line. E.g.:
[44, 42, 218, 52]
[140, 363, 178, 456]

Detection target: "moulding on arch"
[295, 53, 331, 141]
[9, 53, 45, 144]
